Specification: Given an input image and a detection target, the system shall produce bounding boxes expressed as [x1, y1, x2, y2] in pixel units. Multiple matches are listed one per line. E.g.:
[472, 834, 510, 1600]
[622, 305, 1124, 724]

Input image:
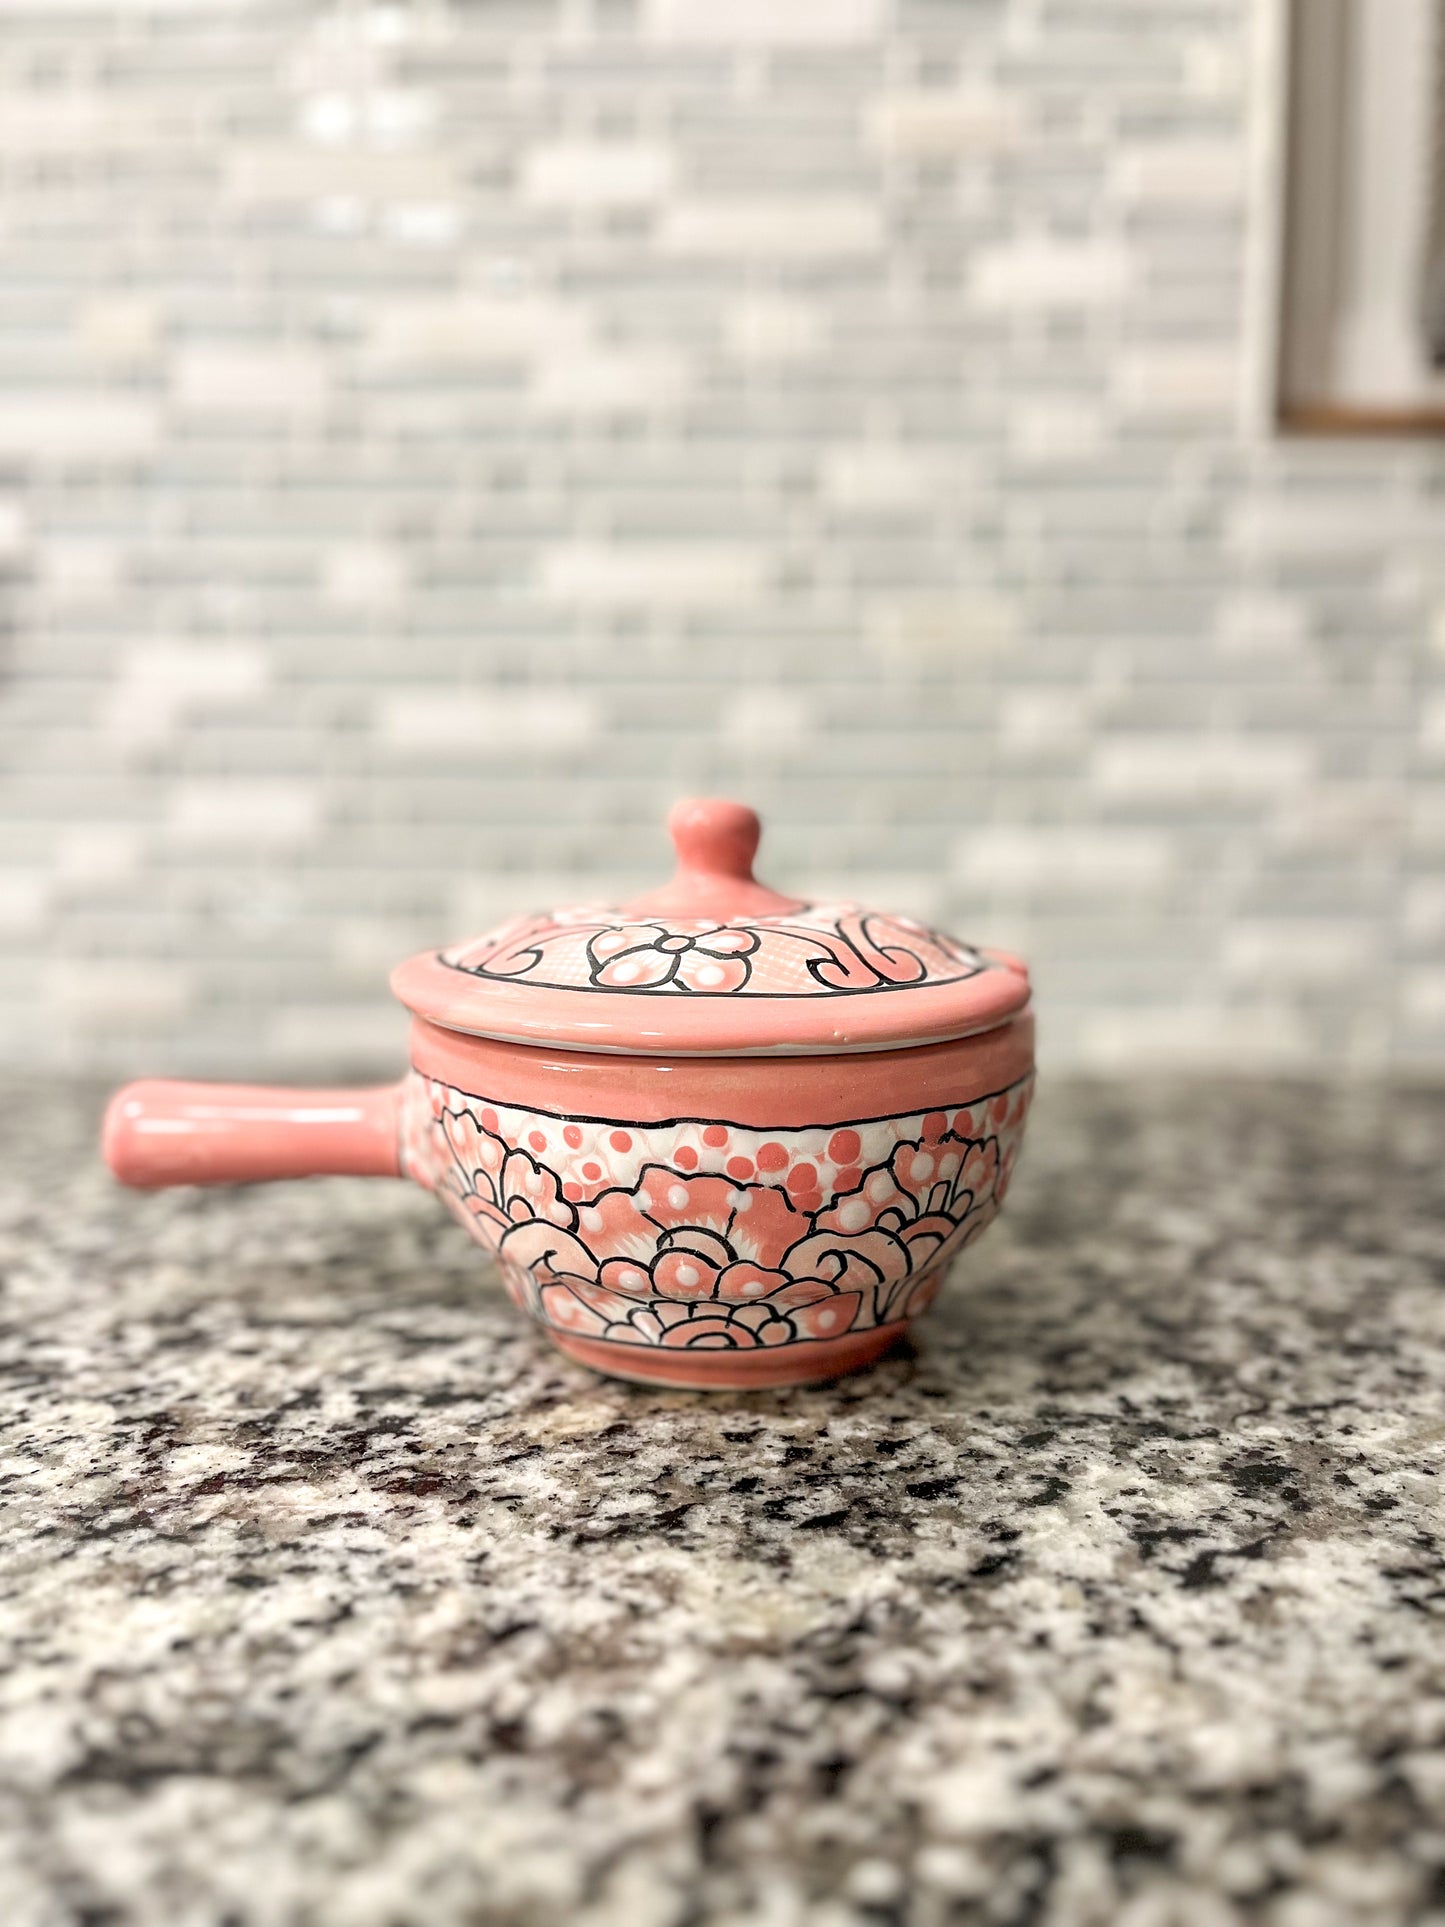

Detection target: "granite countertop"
[0, 1078, 1442, 1926]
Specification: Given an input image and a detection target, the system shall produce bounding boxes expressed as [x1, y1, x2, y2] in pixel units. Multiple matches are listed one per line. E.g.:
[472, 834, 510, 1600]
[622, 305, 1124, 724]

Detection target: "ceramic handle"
[103, 1079, 404, 1189]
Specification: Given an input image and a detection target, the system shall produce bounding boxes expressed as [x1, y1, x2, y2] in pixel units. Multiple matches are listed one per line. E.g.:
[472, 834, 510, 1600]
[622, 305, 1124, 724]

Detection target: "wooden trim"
[1279, 402, 1445, 436]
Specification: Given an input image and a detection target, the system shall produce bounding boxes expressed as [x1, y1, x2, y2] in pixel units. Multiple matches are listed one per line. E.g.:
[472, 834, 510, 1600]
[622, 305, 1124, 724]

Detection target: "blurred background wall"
[1, 0, 1442, 1078]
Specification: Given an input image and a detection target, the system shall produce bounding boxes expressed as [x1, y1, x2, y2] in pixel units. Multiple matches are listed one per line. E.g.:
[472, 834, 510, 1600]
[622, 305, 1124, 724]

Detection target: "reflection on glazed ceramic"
[402, 1071, 1034, 1360]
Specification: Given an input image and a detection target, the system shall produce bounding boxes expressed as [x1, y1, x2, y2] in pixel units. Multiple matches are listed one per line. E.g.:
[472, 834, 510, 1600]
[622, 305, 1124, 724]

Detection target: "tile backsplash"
[2, 0, 1442, 1076]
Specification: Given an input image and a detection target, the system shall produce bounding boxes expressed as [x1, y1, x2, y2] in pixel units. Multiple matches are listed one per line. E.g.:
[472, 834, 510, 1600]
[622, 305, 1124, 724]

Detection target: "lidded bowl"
[105, 798, 1035, 1390]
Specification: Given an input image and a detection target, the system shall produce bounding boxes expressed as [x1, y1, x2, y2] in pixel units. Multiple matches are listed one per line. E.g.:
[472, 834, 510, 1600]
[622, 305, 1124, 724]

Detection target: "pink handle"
[103, 1079, 404, 1189]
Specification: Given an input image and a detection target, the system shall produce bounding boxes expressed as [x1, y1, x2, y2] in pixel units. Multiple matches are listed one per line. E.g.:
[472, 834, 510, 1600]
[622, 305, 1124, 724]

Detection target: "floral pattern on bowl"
[401, 1071, 1034, 1357]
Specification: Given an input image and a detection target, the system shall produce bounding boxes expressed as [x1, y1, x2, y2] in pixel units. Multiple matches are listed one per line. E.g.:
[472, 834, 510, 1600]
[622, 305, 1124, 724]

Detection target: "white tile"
[1076, 1005, 1314, 1071]
[1222, 923, 1377, 984]
[1402, 969, 1445, 1027]
[646, 0, 883, 43]
[121, 641, 269, 700]
[36, 541, 124, 605]
[364, 297, 591, 368]
[521, 142, 674, 209]
[299, 88, 435, 147]
[997, 690, 1093, 751]
[1183, 38, 1246, 101]
[381, 202, 465, 247]
[323, 545, 410, 608]
[970, 238, 1132, 310]
[374, 688, 602, 755]
[55, 826, 144, 890]
[804, 872, 947, 922]
[1404, 879, 1445, 942]
[0, 873, 50, 934]
[266, 1005, 408, 1064]
[1419, 694, 1445, 757]
[1213, 594, 1309, 656]
[0, 0, 226, 10]
[173, 348, 330, 416]
[952, 828, 1172, 892]
[166, 782, 323, 848]
[226, 145, 456, 205]
[1270, 781, 1404, 854]
[1090, 734, 1314, 800]
[662, 199, 882, 257]
[330, 917, 428, 972]
[722, 297, 826, 363]
[1410, 782, 1445, 849]
[540, 543, 766, 608]
[531, 347, 688, 415]
[865, 592, 1020, 657]
[1114, 346, 1239, 415]
[865, 88, 1023, 156]
[0, 498, 27, 556]
[447, 875, 600, 933]
[1112, 141, 1244, 205]
[107, 642, 269, 748]
[1229, 496, 1441, 558]
[818, 444, 934, 511]
[0, 395, 159, 461]
[717, 689, 813, 748]
[1006, 401, 1107, 462]
[0, 89, 145, 154]
[76, 298, 161, 366]
[49, 960, 194, 1027]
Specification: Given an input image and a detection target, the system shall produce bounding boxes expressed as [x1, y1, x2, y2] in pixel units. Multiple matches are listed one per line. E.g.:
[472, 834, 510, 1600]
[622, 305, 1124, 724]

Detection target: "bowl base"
[546, 1322, 908, 1391]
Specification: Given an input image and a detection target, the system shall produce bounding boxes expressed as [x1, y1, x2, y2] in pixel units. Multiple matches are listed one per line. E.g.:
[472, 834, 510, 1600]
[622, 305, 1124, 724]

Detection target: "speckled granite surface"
[1, 1079, 1443, 1927]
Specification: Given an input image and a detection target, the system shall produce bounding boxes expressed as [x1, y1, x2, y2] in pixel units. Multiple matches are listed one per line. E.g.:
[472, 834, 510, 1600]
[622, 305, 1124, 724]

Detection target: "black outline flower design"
[586, 922, 759, 993]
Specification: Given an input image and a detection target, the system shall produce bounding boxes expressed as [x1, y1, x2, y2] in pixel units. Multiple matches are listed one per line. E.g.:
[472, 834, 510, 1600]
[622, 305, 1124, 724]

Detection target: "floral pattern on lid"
[441, 902, 986, 999]
[391, 798, 1031, 1057]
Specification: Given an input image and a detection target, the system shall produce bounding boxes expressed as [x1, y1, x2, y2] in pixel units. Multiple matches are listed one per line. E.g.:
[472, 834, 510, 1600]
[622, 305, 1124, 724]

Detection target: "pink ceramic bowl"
[104, 800, 1035, 1390]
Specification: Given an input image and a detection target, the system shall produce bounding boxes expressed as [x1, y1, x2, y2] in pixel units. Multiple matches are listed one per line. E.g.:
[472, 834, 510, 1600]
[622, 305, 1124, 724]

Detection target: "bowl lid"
[391, 797, 1030, 1056]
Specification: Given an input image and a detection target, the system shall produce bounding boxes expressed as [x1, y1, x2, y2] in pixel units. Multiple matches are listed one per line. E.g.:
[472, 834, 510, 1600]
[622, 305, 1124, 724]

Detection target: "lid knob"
[668, 797, 761, 884]
[621, 796, 802, 921]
